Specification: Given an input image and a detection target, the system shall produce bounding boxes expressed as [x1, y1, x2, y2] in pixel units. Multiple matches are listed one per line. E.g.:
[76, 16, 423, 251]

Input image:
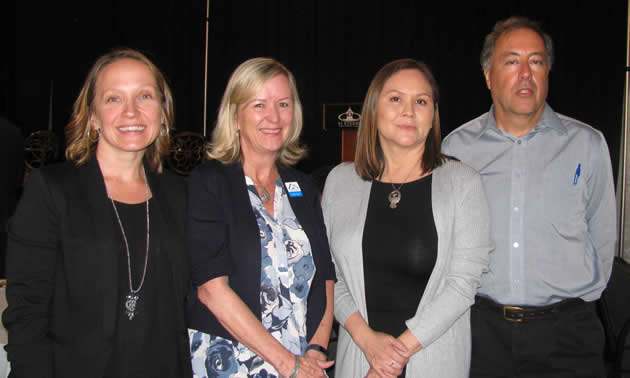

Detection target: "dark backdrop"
[3, 1, 628, 180]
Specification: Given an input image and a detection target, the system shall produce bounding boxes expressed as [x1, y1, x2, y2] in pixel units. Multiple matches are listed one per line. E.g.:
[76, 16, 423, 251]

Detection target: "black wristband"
[305, 344, 328, 355]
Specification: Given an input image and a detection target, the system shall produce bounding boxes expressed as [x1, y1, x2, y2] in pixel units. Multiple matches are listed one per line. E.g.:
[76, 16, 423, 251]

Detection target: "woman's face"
[376, 69, 434, 155]
[90, 58, 163, 159]
[237, 74, 293, 161]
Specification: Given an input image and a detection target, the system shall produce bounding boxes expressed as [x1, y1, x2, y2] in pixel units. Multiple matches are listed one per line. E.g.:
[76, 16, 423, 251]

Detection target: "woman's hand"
[305, 348, 328, 362]
[359, 330, 408, 378]
[344, 312, 408, 378]
[299, 355, 334, 377]
[279, 354, 333, 378]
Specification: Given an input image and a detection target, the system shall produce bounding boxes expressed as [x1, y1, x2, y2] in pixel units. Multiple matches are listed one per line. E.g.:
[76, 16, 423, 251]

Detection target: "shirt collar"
[476, 103, 568, 138]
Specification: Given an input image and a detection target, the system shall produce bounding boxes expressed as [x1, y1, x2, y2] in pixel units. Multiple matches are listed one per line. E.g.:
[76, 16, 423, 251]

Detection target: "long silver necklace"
[108, 168, 150, 320]
[387, 166, 417, 209]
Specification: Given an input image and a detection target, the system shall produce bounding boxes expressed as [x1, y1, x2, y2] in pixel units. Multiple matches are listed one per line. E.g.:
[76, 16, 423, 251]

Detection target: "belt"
[475, 296, 587, 323]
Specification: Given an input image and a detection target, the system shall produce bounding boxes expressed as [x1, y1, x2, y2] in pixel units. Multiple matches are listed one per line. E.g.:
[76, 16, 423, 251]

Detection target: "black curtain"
[4, 0, 205, 156]
[4, 1, 627, 179]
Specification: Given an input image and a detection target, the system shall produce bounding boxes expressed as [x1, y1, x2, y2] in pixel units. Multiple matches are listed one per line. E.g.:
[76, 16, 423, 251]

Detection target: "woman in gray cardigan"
[322, 59, 493, 378]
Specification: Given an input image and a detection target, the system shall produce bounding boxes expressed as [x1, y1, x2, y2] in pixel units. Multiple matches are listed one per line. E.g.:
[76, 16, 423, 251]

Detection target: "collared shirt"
[442, 104, 616, 306]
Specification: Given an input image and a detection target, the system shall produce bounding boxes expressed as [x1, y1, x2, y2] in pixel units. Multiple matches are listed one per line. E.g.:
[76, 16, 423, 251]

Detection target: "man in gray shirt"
[442, 17, 616, 377]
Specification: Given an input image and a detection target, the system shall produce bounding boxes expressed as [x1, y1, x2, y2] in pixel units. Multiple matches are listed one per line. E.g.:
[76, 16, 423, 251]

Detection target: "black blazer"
[0, 117, 24, 276]
[3, 158, 192, 378]
[186, 160, 336, 341]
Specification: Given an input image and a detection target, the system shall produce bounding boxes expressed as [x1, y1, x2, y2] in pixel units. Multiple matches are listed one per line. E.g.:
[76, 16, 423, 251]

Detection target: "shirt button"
[513, 242, 519, 248]
[513, 206, 519, 212]
[517, 140, 522, 145]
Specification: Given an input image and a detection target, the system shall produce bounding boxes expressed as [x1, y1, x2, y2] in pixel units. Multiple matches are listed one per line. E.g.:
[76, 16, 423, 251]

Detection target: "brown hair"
[65, 48, 174, 172]
[354, 58, 445, 180]
[207, 57, 306, 166]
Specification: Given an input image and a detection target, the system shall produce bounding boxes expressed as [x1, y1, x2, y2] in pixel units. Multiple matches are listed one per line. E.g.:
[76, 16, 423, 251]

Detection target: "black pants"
[470, 296, 606, 378]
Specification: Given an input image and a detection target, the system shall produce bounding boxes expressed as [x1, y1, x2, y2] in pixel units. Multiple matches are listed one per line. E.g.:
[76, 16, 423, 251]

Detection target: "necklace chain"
[107, 167, 150, 320]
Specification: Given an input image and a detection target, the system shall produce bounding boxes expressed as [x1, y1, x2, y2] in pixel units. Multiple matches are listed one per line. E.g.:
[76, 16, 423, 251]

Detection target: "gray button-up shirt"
[442, 104, 616, 306]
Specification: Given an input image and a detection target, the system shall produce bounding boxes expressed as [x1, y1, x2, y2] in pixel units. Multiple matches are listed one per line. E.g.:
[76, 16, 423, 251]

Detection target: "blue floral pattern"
[189, 177, 315, 377]
[189, 330, 272, 378]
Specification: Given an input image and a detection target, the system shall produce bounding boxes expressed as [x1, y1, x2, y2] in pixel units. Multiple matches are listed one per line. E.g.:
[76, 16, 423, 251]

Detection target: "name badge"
[284, 182, 303, 197]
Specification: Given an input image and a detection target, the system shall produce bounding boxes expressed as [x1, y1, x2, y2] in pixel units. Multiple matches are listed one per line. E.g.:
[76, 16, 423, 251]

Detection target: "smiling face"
[237, 74, 293, 162]
[90, 58, 163, 159]
[376, 69, 435, 156]
[484, 27, 549, 129]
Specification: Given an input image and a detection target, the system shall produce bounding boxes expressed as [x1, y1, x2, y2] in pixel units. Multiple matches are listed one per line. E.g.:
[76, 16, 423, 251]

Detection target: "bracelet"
[289, 354, 300, 378]
[305, 343, 328, 355]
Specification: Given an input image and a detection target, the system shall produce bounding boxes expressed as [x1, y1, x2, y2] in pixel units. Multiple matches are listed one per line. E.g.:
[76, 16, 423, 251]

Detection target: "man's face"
[484, 27, 549, 124]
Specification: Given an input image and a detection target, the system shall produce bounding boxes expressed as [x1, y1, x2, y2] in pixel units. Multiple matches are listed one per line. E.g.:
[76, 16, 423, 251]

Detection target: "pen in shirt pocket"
[573, 163, 581, 185]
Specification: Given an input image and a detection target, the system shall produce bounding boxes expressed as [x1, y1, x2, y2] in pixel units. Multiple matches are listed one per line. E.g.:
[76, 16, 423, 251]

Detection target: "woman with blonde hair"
[3, 48, 191, 377]
[322, 59, 493, 377]
[186, 57, 336, 378]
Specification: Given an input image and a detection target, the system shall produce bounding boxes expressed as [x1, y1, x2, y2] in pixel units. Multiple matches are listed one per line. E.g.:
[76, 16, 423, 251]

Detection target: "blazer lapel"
[146, 171, 186, 306]
[278, 166, 309, 222]
[78, 159, 120, 339]
[226, 162, 262, 286]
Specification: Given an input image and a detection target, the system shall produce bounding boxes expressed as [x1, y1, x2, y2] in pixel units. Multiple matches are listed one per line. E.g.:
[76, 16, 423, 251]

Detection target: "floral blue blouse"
[189, 176, 316, 378]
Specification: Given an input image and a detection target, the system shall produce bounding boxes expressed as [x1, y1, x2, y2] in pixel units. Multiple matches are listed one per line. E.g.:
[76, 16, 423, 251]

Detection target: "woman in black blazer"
[2, 48, 191, 378]
[187, 58, 336, 378]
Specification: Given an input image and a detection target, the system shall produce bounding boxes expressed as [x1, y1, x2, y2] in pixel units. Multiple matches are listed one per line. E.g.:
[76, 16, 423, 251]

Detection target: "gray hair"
[480, 17, 554, 71]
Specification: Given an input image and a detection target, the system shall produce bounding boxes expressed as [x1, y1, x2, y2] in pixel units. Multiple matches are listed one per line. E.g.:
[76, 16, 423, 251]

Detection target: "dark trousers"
[469, 296, 606, 378]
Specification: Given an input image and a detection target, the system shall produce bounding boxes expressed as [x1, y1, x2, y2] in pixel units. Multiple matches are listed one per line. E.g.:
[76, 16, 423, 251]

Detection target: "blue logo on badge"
[285, 182, 303, 197]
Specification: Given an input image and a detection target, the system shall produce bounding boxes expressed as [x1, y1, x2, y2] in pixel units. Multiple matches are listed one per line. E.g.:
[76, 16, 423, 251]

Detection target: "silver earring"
[161, 123, 169, 137]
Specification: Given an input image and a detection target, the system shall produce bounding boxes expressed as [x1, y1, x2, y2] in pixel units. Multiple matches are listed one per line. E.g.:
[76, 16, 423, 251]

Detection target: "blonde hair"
[65, 48, 174, 172]
[207, 57, 306, 165]
[355, 59, 445, 180]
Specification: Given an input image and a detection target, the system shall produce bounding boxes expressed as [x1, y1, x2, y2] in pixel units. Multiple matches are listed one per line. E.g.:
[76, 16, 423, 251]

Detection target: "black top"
[104, 200, 180, 378]
[363, 175, 438, 338]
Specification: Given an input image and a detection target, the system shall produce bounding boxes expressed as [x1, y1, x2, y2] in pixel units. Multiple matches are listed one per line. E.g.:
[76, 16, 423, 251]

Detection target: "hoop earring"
[161, 123, 169, 137]
[87, 126, 100, 141]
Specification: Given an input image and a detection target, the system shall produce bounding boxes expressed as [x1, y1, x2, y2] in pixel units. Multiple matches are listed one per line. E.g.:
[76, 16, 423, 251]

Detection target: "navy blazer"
[186, 160, 335, 341]
[3, 159, 192, 378]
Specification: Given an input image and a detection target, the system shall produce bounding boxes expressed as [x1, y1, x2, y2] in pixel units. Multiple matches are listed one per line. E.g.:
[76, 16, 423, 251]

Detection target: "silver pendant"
[388, 190, 401, 209]
[260, 187, 272, 202]
[125, 294, 139, 320]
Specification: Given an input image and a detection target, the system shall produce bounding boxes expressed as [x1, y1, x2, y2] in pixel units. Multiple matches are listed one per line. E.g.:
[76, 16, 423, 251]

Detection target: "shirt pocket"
[543, 167, 587, 241]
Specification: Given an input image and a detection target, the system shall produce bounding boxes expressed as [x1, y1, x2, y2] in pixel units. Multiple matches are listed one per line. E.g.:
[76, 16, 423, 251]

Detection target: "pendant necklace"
[108, 167, 150, 320]
[387, 165, 418, 209]
[260, 185, 272, 202]
[388, 184, 403, 209]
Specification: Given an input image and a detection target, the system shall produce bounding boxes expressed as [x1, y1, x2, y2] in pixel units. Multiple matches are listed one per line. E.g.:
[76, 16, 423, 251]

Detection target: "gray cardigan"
[322, 160, 493, 378]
